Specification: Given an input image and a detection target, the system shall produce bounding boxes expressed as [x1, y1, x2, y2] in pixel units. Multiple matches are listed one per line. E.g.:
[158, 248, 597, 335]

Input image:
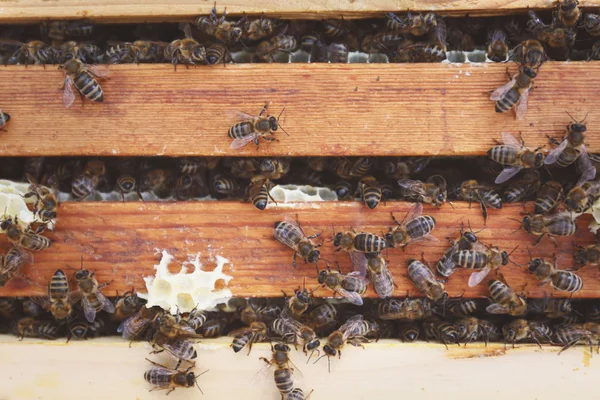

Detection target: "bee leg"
[557, 339, 578, 355]
[549, 235, 558, 248]
[78, 91, 85, 107]
[166, 388, 176, 395]
[480, 201, 488, 225]
[531, 334, 542, 349]
[120, 189, 125, 202]
[292, 252, 297, 269]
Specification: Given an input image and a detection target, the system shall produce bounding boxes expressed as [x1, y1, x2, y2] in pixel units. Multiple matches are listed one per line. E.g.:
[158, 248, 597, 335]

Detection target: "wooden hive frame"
[1, 2, 600, 399]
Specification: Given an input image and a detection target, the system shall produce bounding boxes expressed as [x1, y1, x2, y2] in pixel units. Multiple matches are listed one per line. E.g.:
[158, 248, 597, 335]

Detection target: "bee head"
[296, 288, 310, 303]
[186, 372, 196, 387]
[274, 343, 290, 352]
[74, 269, 89, 280]
[502, 326, 516, 342]
[501, 251, 509, 266]
[269, 116, 278, 131]
[436, 192, 446, 205]
[464, 231, 478, 243]
[232, 27, 243, 42]
[561, 0, 578, 11]
[534, 152, 545, 168]
[307, 250, 320, 264]
[523, 67, 537, 78]
[333, 232, 343, 247]
[384, 232, 395, 247]
[307, 339, 320, 351]
[0, 217, 13, 230]
[522, 215, 532, 232]
[574, 248, 587, 265]
[317, 270, 327, 284]
[323, 344, 336, 356]
[528, 258, 542, 272]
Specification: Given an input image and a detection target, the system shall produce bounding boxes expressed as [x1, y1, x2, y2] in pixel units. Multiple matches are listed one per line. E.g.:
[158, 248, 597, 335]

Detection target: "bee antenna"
[195, 369, 209, 394]
[448, 201, 455, 210]
[508, 245, 519, 257]
[565, 111, 577, 123]
[307, 349, 320, 364]
[313, 354, 327, 365]
[582, 112, 589, 124]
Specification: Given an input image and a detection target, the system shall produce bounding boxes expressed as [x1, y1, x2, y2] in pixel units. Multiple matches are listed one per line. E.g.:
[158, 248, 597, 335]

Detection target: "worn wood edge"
[0, 201, 596, 299]
[1, 62, 600, 157]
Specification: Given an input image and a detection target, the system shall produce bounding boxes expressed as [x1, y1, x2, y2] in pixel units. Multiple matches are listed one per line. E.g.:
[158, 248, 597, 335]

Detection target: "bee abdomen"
[495, 89, 519, 113]
[144, 368, 170, 387]
[406, 215, 436, 239]
[504, 187, 526, 203]
[361, 186, 382, 209]
[74, 71, 103, 102]
[488, 280, 511, 303]
[274, 367, 294, 394]
[552, 271, 583, 292]
[228, 121, 254, 139]
[488, 145, 518, 165]
[480, 190, 502, 208]
[252, 185, 269, 210]
[354, 232, 386, 253]
[231, 332, 251, 353]
[550, 219, 577, 236]
[49, 270, 69, 299]
[453, 250, 487, 269]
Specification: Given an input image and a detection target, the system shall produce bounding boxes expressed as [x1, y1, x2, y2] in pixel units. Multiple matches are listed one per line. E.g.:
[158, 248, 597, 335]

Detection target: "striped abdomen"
[74, 70, 103, 102]
[273, 221, 304, 247]
[49, 269, 69, 301]
[488, 280, 512, 304]
[535, 183, 562, 214]
[555, 146, 580, 167]
[504, 186, 528, 203]
[488, 145, 518, 165]
[86, 292, 104, 313]
[549, 218, 577, 236]
[553, 325, 590, 345]
[437, 322, 459, 344]
[354, 232, 386, 253]
[164, 339, 197, 361]
[213, 177, 238, 196]
[406, 215, 436, 240]
[69, 321, 89, 339]
[116, 175, 136, 194]
[231, 330, 252, 353]
[361, 185, 382, 209]
[274, 367, 294, 394]
[202, 320, 225, 338]
[144, 368, 171, 388]
[399, 323, 420, 342]
[552, 271, 583, 292]
[228, 121, 255, 139]
[252, 184, 270, 210]
[341, 276, 368, 294]
[478, 189, 502, 208]
[0, 247, 26, 281]
[350, 157, 372, 177]
[19, 233, 51, 251]
[495, 88, 520, 113]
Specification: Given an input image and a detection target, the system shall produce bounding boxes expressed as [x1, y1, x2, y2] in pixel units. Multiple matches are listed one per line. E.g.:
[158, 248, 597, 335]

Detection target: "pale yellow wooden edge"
[0, 335, 596, 400]
[1, 0, 600, 23]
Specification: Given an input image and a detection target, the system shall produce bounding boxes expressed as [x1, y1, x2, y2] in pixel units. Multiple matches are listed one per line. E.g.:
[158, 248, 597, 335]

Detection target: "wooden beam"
[0, 201, 595, 299]
[0, 0, 589, 23]
[0, 62, 599, 157]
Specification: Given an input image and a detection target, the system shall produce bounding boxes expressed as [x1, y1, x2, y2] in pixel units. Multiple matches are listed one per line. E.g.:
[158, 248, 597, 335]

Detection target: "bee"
[590, 41, 600, 60]
[112, 290, 144, 322]
[453, 242, 512, 287]
[230, 321, 268, 354]
[246, 174, 276, 210]
[196, 2, 243, 43]
[118, 306, 160, 342]
[240, 302, 281, 325]
[384, 203, 437, 249]
[487, 132, 545, 184]
[271, 316, 320, 354]
[243, 15, 275, 41]
[398, 175, 447, 207]
[0, 216, 52, 251]
[334, 157, 372, 179]
[553, 324, 594, 355]
[12, 317, 59, 340]
[513, 39, 547, 69]
[556, 0, 581, 28]
[574, 244, 600, 268]
[535, 181, 564, 214]
[565, 180, 600, 213]
[407, 259, 447, 304]
[165, 25, 206, 67]
[445, 298, 478, 317]
[355, 176, 382, 209]
[131, 41, 168, 63]
[0, 39, 56, 65]
[41, 20, 94, 42]
[115, 174, 142, 201]
[528, 298, 573, 319]
[23, 173, 59, 222]
[259, 343, 296, 396]
[173, 174, 195, 201]
[104, 41, 134, 63]
[487, 278, 527, 316]
[301, 34, 328, 62]
[0, 246, 33, 287]
[139, 168, 175, 199]
[490, 66, 536, 120]
[486, 29, 509, 62]
[333, 229, 387, 261]
[317, 264, 367, 306]
[366, 253, 394, 299]
[307, 303, 337, 333]
[503, 170, 541, 203]
[212, 174, 240, 198]
[386, 12, 409, 32]
[583, 13, 600, 36]
[0, 298, 19, 320]
[437, 224, 480, 278]
[153, 312, 204, 344]
[334, 181, 354, 200]
[274, 217, 322, 268]
[0, 110, 10, 131]
[423, 317, 459, 348]
[259, 158, 290, 180]
[228, 103, 288, 149]
[282, 280, 311, 318]
[408, 12, 437, 37]
[285, 388, 313, 400]
[144, 359, 206, 395]
[56, 41, 102, 64]
[457, 180, 502, 224]
[399, 323, 420, 342]
[67, 318, 105, 341]
[528, 256, 583, 293]
[321, 314, 377, 360]
[31, 268, 72, 321]
[73, 260, 115, 322]
[151, 338, 198, 369]
[502, 319, 552, 348]
[71, 173, 99, 201]
[329, 43, 348, 63]
[528, 10, 576, 53]
[200, 317, 228, 338]
[376, 298, 432, 321]
[520, 213, 577, 245]
[256, 32, 297, 62]
[587, 303, 600, 323]
[396, 42, 447, 62]
[206, 43, 232, 65]
[60, 58, 108, 108]
[454, 317, 485, 345]
[324, 19, 350, 38]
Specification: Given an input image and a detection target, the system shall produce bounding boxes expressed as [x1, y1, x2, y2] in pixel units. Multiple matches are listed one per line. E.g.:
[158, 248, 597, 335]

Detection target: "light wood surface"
[0, 336, 597, 400]
[0, 0, 595, 23]
[0, 63, 599, 157]
[0, 201, 595, 299]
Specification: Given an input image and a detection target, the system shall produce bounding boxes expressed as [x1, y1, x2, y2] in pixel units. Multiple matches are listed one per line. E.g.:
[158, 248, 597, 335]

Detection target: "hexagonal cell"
[273, 52, 291, 63]
[231, 51, 254, 63]
[467, 50, 487, 63]
[349, 52, 369, 63]
[446, 51, 467, 63]
[270, 185, 338, 202]
[291, 50, 310, 63]
[369, 53, 389, 63]
[153, 278, 173, 298]
[177, 293, 195, 310]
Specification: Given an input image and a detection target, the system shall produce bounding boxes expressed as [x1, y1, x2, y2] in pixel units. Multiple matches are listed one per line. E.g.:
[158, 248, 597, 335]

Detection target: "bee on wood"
[423, 317, 459, 349]
[528, 255, 583, 293]
[112, 289, 144, 323]
[271, 315, 320, 354]
[319, 315, 378, 365]
[151, 337, 198, 369]
[502, 319, 552, 348]
[274, 216, 322, 268]
[333, 229, 386, 276]
[131, 41, 168, 63]
[437, 224, 480, 278]
[398, 175, 447, 207]
[574, 244, 600, 268]
[228, 103, 288, 149]
[0, 216, 51, 251]
[528, 10, 576, 57]
[206, 43, 233, 65]
[60, 58, 108, 108]
[153, 312, 204, 345]
[384, 203, 437, 249]
[453, 242, 514, 287]
[105, 41, 135, 64]
[0, 246, 33, 287]
[357, 175, 382, 209]
[583, 13, 600, 36]
[454, 317, 487, 345]
[556, 0, 581, 28]
[490, 66, 536, 120]
[512, 39, 547, 69]
[553, 324, 594, 355]
[1, 39, 56, 65]
[11, 317, 59, 340]
[535, 181, 564, 214]
[73, 259, 114, 322]
[317, 264, 367, 306]
[503, 170, 541, 203]
[376, 298, 432, 321]
[196, 2, 243, 44]
[229, 321, 268, 354]
[487, 132, 545, 184]
[396, 42, 447, 63]
[520, 213, 577, 246]
[0, 110, 10, 131]
[118, 306, 161, 342]
[144, 358, 207, 395]
[446, 298, 479, 318]
[366, 253, 394, 299]
[457, 180, 502, 224]
[165, 25, 206, 68]
[30, 268, 72, 322]
[282, 280, 311, 319]
[486, 29, 509, 62]
[564, 180, 600, 213]
[242, 14, 275, 41]
[256, 31, 297, 62]
[407, 259, 447, 304]
[23, 173, 59, 223]
[487, 277, 527, 316]
[246, 174, 276, 210]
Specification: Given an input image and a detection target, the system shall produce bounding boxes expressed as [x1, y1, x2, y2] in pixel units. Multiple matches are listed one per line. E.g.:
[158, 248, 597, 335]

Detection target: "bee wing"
[96, 290, 115, 313]
[226, 110, 255, 121]
[485, 303, 509, 315]
[29, 295, 51, 310]
[490, 78, 516, 101]
[349, 251, 368, 278]
[408, 233, 439, 245]
[46, 174, 61, 196]
[495, 165, 522, 184]
[576, 145, 596, 186]
[81, 296, 97, 323]
[515, 88, 530, 120]
[20, 249, 34, 265]
[87, 64, 110, 78]
[336, 288, 364, 306]
[230, 134, 257, 150]
[149, 366, 179, 377]
[501, 132, 522, 148]
[404, 202, 423, 223]
[62, 76, 76, 108]
[468, 266, 491, 288]
[544, 139, 569, 165]
[369, 270, 394, 298]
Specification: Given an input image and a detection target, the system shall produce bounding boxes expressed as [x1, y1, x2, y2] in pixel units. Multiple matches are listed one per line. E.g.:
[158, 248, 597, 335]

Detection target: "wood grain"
[0, 0, 592, 23]
[1, 62, 599, 157]
[0, 201, 595, 299]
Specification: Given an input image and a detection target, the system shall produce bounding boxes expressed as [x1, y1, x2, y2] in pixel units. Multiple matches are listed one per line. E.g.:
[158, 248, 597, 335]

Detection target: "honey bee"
[31, 268, 72, 321]
[41, 20, 94, 43]
[321, 314, 378, 361]
[56, 41, 102, 64]
[529, 298, 573, 318]
[366, 253, 394, 299]
[0, 216, 51, 251]
[453, 242, 512, 287]
[115, 174, 141, 201]
[104, 41, 134, 63]
[71, 173, 99, 200]
[24, 173, 58, 223]
[230, 321, 268, 354]
[502, 319, 552, 348]
[60, 58, 108, 108]
[200, 317, 228, 338]
[386, 12, 409, 33]
[259, 158, 290, 180]
[256, 31, 297, 62]
[272, 315, 320, 354]
[67, 318, 105, 341]
[0, 40, 56, 65]
[144, 359, 207, 395]
[334, 157, 372, 179]
[583, 13, 600, 36]
[332, 229, 387, 274]
[165, 25, 206, 67]
[153, 312, 204, 344]
[334, 181, 354, 200]
[73, 259, 115, 322]
[487, 132, 545, 184]
[528, 10, 576, 54]
[436, 224, 480, 278]
[0, 246, 33, 287]
[587, 303, 600, 323]
[553, 324, 594, 355]
[329, 43, 348, 63]
[306, 303, 337, 333]
[355, 176, 381, 209]
[282, 280, 311, 318]
[285, 388, 313, 400]
[212, 174, 240, 198]
[520, 213, 577, 245]
[131, 41, 168, 63]
[0, 110, 10, 131]
[408, 12, 437, 37]
[376, 298, 432, 321]
[528, 256, 583, 293]
[118, 306, 160, 342]
[556, 0, 581, 28]
[246, 174, 276, 210]
[183, 307, 207, 332]
[564, 180, 600, 213]
[486, 29, 509, 62]
[399, 323, 420, 342]
[196, 2, 243, 43]
[12, 317, 59, 340]
[486, 278, 527, 316]
[513, 39, 547, 69]
[206, 43, 232, 65]
[228, 103, 288, 149]
[574, 244, 600, 268]
[535, 181, 564, 214]
[503, 169, 541, 203]
[457, 180, 502, 224]
[490, 66, 536, 120]
[139, 168, 175, 199]
[151, 338, 198, 369]
[384, 157, 430, 180]
[407, 259, 447, 304]
[317, 264, 367, 306]
[398, 175, 447, 207]
[242, 14, 275, 41]
[112, 290, 144, 322]
[301, 34, 328, 62]
[274, 217, 322, 268]
[396, 42, 446, 63]
[445, 298, 478, 317]
[423, 317, 459, 348]
[384, 203, 437, 249]
[323, 19, 350, 38]
[259, 343, 296, 396]
[454, 317, 482, 345]
[240, 301, 281, 325]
